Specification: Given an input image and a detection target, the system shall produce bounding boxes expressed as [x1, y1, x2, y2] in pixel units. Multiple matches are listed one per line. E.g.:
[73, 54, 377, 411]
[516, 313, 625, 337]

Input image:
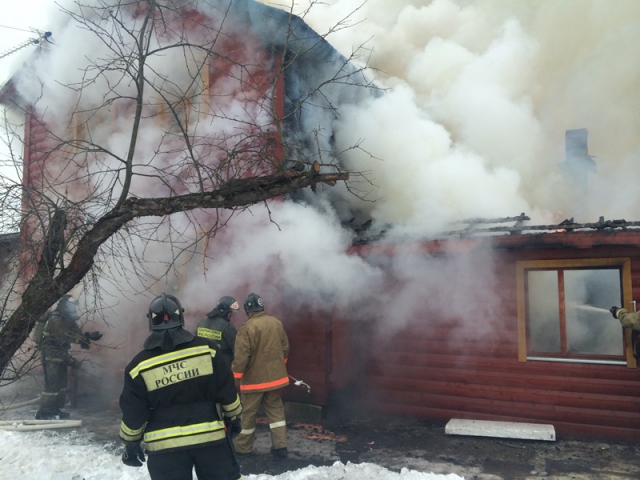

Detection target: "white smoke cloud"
[331, 84, 532, 237]
[285, 0, 640, 226]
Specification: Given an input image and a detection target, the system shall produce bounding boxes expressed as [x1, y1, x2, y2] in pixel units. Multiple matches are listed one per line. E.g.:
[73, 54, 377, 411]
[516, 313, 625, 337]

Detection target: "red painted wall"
[368, 232, 640, 442]
[285, 231, 640, 443]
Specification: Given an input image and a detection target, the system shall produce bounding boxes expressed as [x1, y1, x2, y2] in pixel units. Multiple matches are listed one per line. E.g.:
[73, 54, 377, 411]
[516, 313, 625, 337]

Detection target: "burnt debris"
[350, 214, 640, 245]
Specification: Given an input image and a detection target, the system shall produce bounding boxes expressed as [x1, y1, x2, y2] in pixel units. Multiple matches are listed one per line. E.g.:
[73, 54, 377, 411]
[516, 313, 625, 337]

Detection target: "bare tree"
[0, 0, 377, 381]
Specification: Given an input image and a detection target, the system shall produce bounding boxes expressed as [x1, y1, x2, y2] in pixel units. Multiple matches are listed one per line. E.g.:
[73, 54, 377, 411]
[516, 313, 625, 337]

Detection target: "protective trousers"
[233, 390, 286, 454]
[39, 354, 68, 412]
[147, 443, 241, 480]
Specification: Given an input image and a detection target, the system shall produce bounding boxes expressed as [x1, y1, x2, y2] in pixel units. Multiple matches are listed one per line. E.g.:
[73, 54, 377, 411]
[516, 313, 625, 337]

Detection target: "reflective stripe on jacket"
[119, 336, 242, 453]
[196, 314, 237, 363]
[232, 311, 290, 393]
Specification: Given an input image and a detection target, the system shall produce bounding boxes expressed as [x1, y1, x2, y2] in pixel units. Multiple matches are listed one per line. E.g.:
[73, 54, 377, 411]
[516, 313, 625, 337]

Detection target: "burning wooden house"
[282, 219, 640, 443]
[274, 125, 639, 442]
[1, 0, 638, 447]
[280, 126, 640, 443]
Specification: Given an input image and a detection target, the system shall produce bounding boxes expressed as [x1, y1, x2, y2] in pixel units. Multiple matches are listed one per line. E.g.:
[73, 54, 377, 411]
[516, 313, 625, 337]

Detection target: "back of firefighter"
[196, 296, 239, 365]
[119, 293, 243, 480]
[36, 294, 102, 420]
[232, 293, 290, 459]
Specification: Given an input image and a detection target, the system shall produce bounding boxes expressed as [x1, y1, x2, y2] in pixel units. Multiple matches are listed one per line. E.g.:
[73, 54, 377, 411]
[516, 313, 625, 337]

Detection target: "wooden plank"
[379, 342, 518, 359]
[369, 366, 640, 397]
[368, 390, 640, 429]
[369, 376, 640, 411]
[378, 351, 638, 381]
[372, 402, 638, 442]
[445, 418, 555, 441]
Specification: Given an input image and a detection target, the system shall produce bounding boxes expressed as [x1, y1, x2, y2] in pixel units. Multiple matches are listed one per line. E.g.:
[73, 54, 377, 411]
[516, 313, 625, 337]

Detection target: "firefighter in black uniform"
[35, 294, 102, 420]
[119, 293, 243, 480]
[196, 296, 240, 364]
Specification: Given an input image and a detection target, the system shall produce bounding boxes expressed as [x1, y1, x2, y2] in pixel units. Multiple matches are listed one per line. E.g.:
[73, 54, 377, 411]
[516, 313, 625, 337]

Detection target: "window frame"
[516, 257, 636, 368]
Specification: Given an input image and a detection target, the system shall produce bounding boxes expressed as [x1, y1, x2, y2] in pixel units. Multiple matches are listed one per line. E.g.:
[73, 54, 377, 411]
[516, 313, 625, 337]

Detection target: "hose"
[1, 396, 41, 411]
[0, 419, 83, 431]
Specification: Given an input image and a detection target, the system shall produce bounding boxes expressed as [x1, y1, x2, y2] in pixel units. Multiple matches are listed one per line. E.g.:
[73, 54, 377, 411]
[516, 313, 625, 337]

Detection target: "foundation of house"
[284, 402, 323, 423]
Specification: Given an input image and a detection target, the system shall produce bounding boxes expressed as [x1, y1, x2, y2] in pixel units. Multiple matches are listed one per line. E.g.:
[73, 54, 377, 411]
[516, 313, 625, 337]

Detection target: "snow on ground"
[0, 429, 465, 480]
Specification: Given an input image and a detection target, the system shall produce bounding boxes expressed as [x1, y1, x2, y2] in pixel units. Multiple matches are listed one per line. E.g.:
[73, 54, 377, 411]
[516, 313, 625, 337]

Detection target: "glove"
[67, 356, 81, 369]
[85, 331, 103, 341]
[122, 442, 146, 467]
[225, 416, 242, 438]
[610, 306, 619, 319]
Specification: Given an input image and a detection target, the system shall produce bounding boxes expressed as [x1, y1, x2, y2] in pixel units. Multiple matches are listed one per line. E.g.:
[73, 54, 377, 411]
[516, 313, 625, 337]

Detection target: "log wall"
[357, 233, 640, 442]
[282, 308, 330, 405]
[285, 231, 640, 443]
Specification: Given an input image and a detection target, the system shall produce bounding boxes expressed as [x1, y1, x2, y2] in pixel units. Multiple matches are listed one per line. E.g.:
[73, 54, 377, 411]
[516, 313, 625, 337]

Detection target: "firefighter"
[119, 293, 242, 480]
[610, 306, 640, 330]
[610, 305, 640, 359]
[232, 293, 290, 459]
[196, 296, 240, 364]
[35, 294, 102, 420]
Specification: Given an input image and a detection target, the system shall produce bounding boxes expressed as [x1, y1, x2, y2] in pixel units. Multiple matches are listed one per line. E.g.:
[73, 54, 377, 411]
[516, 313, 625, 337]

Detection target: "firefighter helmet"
[147, 293, 184, 331]
[243, 292, 264, 314]
[58, 294, 76, 305]
[217, 296, 240, 316]
[58, 294, 79, 320]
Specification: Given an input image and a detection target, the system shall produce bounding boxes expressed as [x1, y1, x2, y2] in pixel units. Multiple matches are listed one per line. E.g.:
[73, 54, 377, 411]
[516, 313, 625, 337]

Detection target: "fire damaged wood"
[349, 213, 639, 243]
[439, 214, 640, 238]
[452, 213, 531, 225]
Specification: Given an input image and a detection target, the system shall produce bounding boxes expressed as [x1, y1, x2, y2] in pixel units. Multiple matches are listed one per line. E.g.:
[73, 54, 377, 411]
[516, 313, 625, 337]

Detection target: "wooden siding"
[282, 307, 330, 405]
[288, 231, 640, 443]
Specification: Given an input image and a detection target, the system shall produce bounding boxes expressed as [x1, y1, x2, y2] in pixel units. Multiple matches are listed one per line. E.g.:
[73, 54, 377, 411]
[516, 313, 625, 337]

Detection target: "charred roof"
[350, 213, 640, 248]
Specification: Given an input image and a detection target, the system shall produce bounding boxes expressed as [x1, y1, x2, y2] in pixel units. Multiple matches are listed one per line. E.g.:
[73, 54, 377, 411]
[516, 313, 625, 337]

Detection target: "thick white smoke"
[283, 0, 640, 231]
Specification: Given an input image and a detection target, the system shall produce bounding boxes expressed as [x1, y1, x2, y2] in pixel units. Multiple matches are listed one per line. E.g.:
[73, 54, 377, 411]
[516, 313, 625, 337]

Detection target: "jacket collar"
[143, 327, 194, 351]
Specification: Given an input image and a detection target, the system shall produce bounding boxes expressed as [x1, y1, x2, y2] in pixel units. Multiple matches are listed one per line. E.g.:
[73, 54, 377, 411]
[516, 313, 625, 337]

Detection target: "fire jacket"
[40, 310, 89, 362]
[196, 314, 237, 363]
[232, 311, 290, 393]
[614, 308, 640, 330]
[119, 333, 242, 453]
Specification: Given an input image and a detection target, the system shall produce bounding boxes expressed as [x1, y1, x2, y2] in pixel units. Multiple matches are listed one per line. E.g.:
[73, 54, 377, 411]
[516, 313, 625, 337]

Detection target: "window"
[516, 258, 636, 367]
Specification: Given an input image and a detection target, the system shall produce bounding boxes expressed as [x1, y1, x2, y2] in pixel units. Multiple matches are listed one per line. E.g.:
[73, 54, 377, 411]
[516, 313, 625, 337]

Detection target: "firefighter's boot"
[36, 392, 70, 419]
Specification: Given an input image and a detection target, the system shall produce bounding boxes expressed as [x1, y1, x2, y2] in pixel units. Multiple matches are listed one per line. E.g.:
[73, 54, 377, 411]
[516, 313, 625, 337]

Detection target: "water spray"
[572, 305, 611, 315]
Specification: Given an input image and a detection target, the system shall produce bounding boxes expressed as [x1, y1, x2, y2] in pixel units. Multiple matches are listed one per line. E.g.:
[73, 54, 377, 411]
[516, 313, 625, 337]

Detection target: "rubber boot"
[36, 392, 60, 420]
[270, 447, 288, 459]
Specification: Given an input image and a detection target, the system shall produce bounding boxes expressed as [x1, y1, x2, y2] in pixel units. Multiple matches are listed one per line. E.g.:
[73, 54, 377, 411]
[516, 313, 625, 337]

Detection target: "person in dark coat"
[35, 294, 102, 420]
[119, 293, 242, 480]
[196, 296, 239, 364]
